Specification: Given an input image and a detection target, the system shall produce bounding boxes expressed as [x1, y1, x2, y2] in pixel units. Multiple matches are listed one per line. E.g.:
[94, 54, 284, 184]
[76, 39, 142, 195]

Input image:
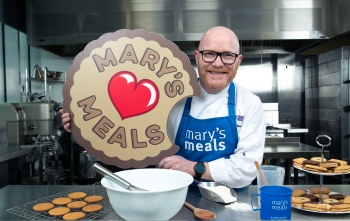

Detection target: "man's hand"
[158, 155, 196, 177]
[59, 109, 71, 132]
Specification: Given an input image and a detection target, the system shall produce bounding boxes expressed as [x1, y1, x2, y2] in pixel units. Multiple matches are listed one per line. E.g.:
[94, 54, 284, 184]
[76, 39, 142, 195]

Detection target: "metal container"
[198, 182, 237, 204]
[19, 102, 54, 136]
[79, 151, 98, 178]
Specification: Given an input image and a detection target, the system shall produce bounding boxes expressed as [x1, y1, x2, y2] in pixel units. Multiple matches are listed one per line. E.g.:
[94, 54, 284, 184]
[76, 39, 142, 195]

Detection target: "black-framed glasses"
[199, 50, 240, 64]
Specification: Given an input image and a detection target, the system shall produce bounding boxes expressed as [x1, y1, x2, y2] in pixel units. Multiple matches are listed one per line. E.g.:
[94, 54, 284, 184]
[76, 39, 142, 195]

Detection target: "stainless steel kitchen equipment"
[19, 102, 54, 136]
[263, 103, 279, 127]
[43, 66, 63, 80]
[32, 64, 44, 79]
[316, 135, 331, 163]
[0, 103, 26, 148]
[265, 126, 285, 137]
[93, 163, 147, 191]
[26, 0, 335, 57]
[263, 103, 284, 137]
[0, 102, 54, 150]
[25, 66, 66, 103]
[79, 150, 98, 179]
[0, 102, 66, 185]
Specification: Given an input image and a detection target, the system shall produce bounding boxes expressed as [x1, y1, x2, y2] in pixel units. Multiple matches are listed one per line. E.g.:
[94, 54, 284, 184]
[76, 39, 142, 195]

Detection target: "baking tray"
[6, 184, 113, 220]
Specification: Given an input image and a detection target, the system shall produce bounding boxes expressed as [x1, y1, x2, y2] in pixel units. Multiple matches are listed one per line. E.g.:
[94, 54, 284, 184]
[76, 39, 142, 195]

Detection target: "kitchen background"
[0, 0, 349, 188]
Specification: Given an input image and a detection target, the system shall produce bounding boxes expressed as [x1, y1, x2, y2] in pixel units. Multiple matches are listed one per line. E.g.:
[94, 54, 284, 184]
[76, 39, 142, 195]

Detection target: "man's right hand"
[59, 109, 71, 132]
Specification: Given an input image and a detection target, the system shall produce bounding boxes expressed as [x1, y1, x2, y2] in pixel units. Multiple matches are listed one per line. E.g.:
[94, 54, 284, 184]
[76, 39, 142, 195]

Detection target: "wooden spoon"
[184, 201, 216, 220]
[254, 161, 269, 186]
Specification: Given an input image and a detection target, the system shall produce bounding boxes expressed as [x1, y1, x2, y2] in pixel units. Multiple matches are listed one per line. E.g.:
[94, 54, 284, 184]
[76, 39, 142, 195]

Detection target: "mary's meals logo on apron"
[63, 29, 200, 168]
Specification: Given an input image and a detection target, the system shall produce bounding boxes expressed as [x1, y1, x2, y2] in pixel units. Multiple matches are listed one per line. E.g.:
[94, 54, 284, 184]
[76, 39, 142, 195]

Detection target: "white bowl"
[101, 168, 193, 220]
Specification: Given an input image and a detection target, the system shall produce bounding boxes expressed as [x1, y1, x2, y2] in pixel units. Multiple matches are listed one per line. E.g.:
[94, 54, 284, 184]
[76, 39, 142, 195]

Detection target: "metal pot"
[32, 64, 44, 79]
[44, 66, 62, 80]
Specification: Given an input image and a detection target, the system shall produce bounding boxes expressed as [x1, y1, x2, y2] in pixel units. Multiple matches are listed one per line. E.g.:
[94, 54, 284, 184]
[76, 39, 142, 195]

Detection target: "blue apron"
[175, 82, 239, 166]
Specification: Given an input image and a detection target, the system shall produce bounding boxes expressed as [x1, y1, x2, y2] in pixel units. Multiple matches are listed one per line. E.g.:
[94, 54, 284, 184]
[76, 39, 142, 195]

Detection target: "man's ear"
[194, 50, 200, 66]
[235, 54, 243, 66]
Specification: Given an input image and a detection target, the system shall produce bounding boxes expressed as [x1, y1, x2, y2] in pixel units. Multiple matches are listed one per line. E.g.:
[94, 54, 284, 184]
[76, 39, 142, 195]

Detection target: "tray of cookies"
[293, 157, 350, 175]
[292, 187, 350, 214]
[6, 184, 113, 220]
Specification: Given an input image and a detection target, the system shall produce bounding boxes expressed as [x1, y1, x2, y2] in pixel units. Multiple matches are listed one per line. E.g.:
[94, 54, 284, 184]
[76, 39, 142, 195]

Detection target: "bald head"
[194, 26, 243, 94]
[198, 26, 240, 54]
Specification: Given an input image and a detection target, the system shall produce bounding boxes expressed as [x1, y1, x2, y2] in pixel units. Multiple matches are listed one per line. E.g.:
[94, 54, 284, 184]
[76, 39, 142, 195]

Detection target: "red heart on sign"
[108, 71, 159, 120]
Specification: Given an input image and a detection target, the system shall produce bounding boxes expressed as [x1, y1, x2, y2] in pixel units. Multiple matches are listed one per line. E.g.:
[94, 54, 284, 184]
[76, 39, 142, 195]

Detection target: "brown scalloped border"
[62, 29, 200, 168]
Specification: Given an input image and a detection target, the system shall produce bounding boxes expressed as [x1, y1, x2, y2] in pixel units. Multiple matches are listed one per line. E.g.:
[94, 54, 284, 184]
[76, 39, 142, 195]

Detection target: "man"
[61, 26, 265, 188]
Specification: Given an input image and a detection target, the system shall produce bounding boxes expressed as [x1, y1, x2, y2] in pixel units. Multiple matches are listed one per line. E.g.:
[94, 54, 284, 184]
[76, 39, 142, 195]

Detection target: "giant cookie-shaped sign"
[63, 29, 200, 168]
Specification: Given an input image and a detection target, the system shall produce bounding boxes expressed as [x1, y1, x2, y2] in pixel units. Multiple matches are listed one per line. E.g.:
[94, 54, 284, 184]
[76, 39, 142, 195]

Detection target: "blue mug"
[251, 185, 292, 220]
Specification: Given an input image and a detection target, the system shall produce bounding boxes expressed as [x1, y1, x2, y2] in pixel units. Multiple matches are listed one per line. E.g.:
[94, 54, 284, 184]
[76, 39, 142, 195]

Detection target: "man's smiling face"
[194, 26, 242, 94]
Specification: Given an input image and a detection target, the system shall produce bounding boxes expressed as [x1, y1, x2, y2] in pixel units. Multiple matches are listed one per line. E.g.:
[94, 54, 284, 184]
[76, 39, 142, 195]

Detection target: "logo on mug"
[251, 185, 292, 220]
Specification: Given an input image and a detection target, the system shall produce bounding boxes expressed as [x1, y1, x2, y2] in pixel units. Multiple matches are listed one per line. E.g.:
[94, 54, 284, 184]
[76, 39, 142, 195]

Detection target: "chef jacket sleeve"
[208, 94, 266, 188]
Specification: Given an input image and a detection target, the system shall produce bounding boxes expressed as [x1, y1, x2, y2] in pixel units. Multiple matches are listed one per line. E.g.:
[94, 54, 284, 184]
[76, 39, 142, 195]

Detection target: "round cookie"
[82, 204, 103, 213]
[311, 157, 327, 163]
[84, 195, 104, 203]
[49, 207, 71, 216]
[52, 197, 72, 205]
[63, 211, 86, 220]
[32, 202, 54, 212]
[67, 201, 87, 209]
[68, 191, 87, 200]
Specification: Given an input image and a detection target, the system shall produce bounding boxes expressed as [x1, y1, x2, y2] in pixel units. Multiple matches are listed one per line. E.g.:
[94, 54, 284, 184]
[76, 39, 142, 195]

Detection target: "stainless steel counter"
[277, 126, 309, 134]
[1, 184, 349, 220]
[264, 142, 326, 159]
[0, 145, 36, 163]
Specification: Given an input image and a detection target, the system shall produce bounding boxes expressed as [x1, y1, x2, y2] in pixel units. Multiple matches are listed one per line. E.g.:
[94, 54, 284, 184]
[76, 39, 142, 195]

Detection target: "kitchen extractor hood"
[26, 0, 350, 57]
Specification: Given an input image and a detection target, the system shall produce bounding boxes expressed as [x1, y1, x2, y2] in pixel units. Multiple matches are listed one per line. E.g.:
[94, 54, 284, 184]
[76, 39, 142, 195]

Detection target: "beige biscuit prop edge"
[62, 29, 200, 169]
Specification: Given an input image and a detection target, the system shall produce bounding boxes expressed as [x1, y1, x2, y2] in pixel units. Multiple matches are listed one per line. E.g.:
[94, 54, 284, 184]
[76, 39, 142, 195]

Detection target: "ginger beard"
[197, 60, 240, 94]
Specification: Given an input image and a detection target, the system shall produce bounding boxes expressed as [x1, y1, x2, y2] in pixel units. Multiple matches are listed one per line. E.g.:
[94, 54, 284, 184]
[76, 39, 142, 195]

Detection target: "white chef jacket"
[167, 81, 266, 188]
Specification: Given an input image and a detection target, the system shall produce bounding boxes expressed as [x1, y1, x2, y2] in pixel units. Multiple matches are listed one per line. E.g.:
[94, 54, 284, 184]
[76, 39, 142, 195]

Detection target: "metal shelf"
[25, 68, 66, 102]
[28, 77, 65, 84]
